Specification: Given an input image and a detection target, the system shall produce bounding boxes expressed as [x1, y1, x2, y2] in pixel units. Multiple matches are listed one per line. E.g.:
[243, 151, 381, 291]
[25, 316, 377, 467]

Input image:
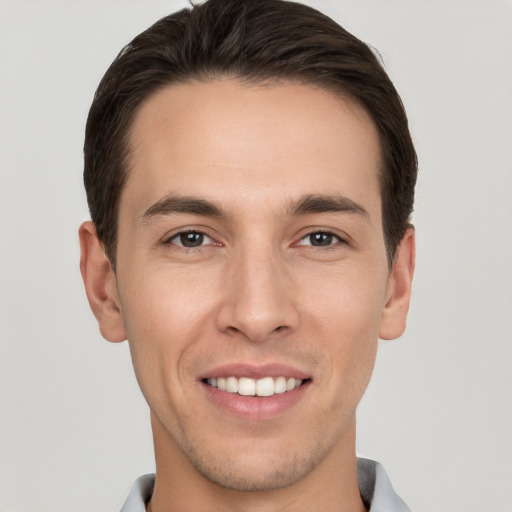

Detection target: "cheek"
[302, 266, 385, 388]
[120, 265, 218, 335]
[303, 262, 388, 336]
[117, 270, 219, 389]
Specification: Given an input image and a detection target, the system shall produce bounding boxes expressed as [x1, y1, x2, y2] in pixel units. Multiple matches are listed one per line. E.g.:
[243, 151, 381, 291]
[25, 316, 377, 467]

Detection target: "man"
[79, 0, 416, 510]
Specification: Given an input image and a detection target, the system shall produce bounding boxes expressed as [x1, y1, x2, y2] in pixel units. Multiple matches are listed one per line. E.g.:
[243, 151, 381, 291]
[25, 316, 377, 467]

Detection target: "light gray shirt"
[120, 458, 411, 512]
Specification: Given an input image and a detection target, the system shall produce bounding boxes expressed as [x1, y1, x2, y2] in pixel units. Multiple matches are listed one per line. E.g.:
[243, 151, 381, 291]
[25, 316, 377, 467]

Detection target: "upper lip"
[199, 363, 311, 381]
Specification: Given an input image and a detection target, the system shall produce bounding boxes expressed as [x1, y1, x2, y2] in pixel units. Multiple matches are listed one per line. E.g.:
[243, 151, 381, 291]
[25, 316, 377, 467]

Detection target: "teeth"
[238, 377, 256, 396]
[206, 376, 305, 396]
[256, 376, 274, 396]
[274, 376, 287, 394]
[226, 377, 238, 393]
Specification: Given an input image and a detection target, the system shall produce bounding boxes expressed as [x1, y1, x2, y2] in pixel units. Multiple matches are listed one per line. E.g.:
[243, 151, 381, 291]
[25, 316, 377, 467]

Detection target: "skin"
[80, 79, 415, 512]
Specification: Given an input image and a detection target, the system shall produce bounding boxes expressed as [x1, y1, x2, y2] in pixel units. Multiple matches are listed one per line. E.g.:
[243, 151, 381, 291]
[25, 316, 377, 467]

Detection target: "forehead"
[123, 79, 382, 220]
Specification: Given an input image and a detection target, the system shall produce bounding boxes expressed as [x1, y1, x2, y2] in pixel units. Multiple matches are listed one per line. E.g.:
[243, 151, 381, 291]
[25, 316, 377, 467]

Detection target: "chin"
[179, 434, 334, 493]
[194, 453, 315, 492]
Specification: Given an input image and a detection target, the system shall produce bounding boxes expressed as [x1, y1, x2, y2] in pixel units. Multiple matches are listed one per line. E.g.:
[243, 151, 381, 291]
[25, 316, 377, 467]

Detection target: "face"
[81, 78, 414, 493]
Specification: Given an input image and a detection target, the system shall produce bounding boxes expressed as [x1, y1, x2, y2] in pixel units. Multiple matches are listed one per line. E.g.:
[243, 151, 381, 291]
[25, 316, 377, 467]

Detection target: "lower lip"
[200, 380, 311, 421]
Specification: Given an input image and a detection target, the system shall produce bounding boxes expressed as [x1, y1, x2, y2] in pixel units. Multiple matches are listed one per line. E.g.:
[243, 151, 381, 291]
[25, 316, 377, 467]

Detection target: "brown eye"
[169, 231, 212, 248]
[299, 231, 342, 247]
[311, 232, 334, 246]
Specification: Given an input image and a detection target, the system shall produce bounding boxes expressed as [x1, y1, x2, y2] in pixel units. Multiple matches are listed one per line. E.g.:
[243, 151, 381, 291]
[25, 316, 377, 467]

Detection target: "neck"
[147, 413, 366, 512]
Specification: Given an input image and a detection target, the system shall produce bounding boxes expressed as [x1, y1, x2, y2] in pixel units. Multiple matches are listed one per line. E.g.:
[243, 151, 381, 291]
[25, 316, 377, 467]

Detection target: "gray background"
[1, 0, 511, 510]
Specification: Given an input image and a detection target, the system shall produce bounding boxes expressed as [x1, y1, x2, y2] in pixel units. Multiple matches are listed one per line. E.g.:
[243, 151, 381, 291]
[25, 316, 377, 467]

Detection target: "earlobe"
[79, 221, 127, 343]
[379, 228, 416, 341]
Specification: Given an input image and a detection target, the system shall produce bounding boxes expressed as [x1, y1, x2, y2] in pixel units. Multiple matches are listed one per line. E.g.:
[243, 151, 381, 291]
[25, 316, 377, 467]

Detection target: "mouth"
[199, 364, 312, 421]
[202, 376, 309, 397]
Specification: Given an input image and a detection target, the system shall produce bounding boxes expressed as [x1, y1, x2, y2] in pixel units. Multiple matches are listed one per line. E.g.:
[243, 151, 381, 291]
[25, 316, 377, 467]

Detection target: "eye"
[298, 231, 343, 247]
[167, 231, 214, 248]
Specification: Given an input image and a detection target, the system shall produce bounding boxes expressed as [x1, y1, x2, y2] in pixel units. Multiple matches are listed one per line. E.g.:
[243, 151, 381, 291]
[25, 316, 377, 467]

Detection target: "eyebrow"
[141, 193, 369, 221]
[142, 195, 224, 220]
[289, 194, 369, 219]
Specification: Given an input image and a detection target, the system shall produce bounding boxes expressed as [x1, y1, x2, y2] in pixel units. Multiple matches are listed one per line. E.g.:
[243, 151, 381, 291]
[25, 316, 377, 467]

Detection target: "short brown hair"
[84, 0, 417, 267]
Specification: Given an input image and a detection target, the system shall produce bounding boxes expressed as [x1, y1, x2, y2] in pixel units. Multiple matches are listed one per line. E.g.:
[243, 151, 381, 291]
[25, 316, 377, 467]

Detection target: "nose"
[216, 248, 299, 343]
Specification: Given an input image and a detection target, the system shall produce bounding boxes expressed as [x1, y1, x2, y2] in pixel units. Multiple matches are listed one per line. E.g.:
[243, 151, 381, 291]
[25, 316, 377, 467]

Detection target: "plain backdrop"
[0, 1, 511, 511]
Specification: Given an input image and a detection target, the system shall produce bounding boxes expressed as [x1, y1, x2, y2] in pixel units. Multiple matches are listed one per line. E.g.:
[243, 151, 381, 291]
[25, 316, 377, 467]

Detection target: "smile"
[200, 364, 312, 420]
[205, 376, 304, 397]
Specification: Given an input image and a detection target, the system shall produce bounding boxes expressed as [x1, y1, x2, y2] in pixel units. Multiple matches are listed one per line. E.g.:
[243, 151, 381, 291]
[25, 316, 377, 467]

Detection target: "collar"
[120, 458, 411, 511]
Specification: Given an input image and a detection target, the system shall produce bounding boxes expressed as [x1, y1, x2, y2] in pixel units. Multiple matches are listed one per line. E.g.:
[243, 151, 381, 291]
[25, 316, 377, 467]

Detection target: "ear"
[379, 227, 416, 340]
[79, 221, 126, 343]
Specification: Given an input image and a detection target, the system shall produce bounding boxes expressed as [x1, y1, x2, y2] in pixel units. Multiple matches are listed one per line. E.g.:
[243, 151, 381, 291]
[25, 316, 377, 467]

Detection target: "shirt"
[120, 457, 411, 511]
